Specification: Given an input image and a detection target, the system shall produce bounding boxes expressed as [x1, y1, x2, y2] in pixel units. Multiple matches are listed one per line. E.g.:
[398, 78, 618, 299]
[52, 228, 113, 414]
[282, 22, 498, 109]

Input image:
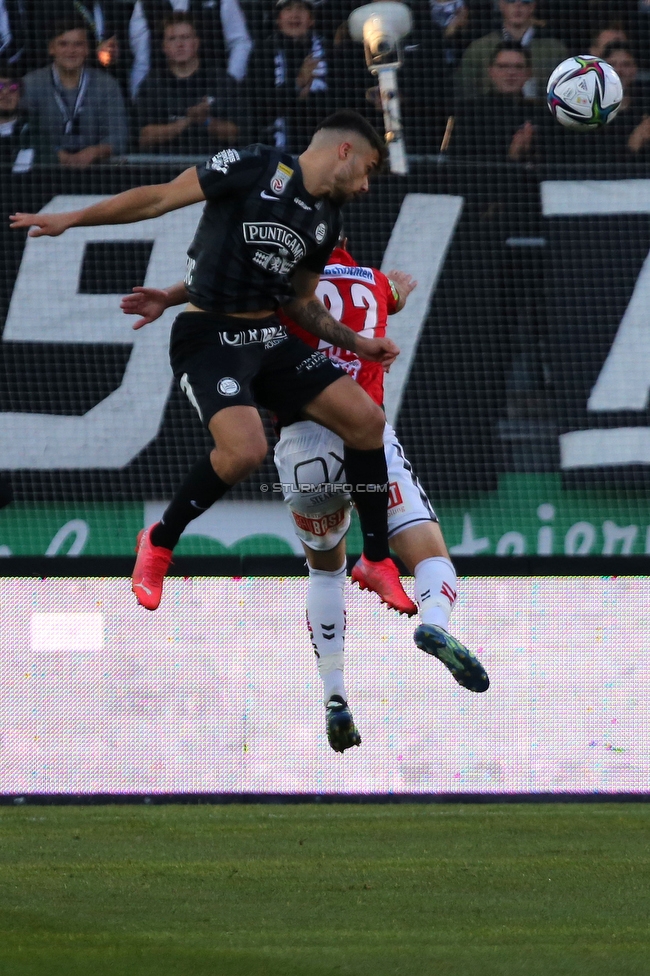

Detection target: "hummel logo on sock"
[321, 623, 336, 641]
[421, 588, 431, 601]
[441, 582, 458, 604]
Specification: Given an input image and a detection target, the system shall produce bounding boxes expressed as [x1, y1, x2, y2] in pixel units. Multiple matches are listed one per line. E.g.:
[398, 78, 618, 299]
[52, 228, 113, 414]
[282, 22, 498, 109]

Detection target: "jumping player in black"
[11, 111, 417, 616]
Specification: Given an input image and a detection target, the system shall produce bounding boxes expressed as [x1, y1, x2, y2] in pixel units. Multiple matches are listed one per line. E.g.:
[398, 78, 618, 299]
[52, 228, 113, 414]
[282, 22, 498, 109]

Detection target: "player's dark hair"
[162, 11, 197, 34]
[49, 19, 89, 42]
[490, 41, 531, 68]
[600, 41, 635, 63]
[315, 110, 387, 165]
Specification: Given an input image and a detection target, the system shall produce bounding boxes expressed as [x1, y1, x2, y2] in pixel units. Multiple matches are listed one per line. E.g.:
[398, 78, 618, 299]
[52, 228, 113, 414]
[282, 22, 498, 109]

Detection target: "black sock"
[343, 445, 390, 562]
[151, 454, 232, 550]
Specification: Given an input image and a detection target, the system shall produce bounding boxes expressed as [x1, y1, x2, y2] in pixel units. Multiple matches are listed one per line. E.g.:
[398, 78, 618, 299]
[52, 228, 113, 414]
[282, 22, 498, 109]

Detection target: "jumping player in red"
[273, 244, 489, 750]
[121, 243, 489, 753]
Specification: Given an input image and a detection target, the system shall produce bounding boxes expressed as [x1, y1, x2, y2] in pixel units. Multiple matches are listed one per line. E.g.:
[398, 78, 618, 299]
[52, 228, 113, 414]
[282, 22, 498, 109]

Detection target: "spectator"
[531, 0, 585, 50]
[109, 0, 252, 98]
[452, 42, 543, 161]
[248, 0, 346, 48]
[589, 26, 629, 58]
[22, 22, 128, 167]
[249, 0, 331, 152]
[430, 1, 470, 38]
[600, 43, 650, 158]
[543, 43, 650, 168]
[409, 0, 494, 67]
[627, 0, 650, 71]
[577, 4, 650, 73]
[136, 13, 238, 154]
[457, 0, 567, 99]
[39, 2, 120, 72]
[0, 60, 33, 168]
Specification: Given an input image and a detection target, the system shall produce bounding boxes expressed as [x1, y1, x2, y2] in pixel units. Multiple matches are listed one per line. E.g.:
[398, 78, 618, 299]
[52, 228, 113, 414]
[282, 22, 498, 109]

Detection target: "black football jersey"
[185, 144, 343, 314]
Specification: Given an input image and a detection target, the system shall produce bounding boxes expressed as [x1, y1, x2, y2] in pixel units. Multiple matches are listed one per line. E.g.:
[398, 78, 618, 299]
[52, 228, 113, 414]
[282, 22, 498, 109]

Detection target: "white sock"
[414, 556, 458, 630]
[306, 562, 347, 703]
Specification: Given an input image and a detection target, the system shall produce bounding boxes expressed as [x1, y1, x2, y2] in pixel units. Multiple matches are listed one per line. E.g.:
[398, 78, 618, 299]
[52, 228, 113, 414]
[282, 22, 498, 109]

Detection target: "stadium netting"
[2, 0, 650, 559]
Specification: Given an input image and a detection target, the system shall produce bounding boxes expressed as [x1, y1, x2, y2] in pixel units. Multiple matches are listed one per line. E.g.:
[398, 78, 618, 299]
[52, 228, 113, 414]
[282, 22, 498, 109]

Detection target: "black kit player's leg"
[299, 376, 390, 562]
[254, 340, 417, 615]
[152, 403, 268, 550]
[340, 445, 390, 562]
[150, 454, 232, 550]
[254, 341, 391, 563]
[149, 314, 271, 551]
[132, 403, 268, 610]
[132, 315, 271, 610]
[301, 379, 418, 614]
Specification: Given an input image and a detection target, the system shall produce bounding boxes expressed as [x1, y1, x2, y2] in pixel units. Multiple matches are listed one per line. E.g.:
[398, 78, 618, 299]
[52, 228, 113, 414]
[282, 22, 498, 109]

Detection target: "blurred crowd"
[1, 0, 650, 169]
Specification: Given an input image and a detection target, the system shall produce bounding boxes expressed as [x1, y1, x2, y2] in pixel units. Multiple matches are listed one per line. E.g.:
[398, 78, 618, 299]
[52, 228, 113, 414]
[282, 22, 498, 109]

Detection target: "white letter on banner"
[381, 194, 464, 425]
[0, 196, 204, 469]
[541, 180, 650, 468]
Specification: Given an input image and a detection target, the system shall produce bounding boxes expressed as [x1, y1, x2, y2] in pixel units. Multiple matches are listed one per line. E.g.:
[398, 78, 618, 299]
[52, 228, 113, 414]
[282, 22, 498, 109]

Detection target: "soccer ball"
[546, 55, 623, 131]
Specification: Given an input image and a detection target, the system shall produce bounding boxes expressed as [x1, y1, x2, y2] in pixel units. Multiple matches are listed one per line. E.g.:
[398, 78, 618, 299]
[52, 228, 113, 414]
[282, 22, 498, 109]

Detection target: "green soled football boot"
[414, 624, 489, 693]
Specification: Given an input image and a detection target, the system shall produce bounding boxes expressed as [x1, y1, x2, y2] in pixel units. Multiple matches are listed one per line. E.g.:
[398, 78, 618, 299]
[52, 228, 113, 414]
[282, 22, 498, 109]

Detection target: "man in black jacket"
[250, 0, 331, 153]
[451, 41, 542, 162]
[107, 0, 252, 96]
[136, 13, 238, 154]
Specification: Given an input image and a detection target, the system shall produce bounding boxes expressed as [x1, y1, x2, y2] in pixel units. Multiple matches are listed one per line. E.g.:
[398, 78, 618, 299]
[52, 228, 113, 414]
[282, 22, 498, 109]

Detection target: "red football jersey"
[279, 247, 399, 407]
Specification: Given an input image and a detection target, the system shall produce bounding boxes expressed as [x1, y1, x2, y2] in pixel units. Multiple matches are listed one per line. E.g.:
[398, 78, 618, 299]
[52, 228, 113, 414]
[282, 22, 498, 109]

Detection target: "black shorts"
[169, 311, 345, 428]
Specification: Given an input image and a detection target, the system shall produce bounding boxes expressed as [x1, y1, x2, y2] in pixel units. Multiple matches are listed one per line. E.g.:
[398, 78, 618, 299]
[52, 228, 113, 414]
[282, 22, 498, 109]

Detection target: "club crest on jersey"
[314, 222, 327, 244]
[217, 377, 240, 396]
[207, 148, 240, 174]
[270, 162, 293, 195]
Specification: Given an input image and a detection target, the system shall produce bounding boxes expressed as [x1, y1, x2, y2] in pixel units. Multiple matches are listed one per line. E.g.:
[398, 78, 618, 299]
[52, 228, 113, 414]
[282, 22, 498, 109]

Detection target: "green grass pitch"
[0, 803, 648, 976]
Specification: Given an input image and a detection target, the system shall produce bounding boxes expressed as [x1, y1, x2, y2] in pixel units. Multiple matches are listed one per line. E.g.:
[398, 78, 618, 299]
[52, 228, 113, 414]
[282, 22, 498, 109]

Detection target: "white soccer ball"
[546, 55, 623, 131]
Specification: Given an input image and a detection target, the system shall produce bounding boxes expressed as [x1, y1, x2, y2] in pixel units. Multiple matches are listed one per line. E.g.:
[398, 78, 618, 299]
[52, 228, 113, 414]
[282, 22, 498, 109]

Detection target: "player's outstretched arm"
[120, 280, 188, 330]
[9, 167, 206, 237]
[285, 268, 400, 367]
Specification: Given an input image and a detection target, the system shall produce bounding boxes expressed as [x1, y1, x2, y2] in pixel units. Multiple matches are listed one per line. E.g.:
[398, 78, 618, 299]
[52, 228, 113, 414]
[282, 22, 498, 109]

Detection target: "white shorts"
[273, 421, 437, 552]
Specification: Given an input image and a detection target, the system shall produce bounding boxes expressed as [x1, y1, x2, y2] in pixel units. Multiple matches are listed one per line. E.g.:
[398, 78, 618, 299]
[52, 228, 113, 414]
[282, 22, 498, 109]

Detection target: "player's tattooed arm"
[284, 295, 360, 351]
[286, 268, 400, 367]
